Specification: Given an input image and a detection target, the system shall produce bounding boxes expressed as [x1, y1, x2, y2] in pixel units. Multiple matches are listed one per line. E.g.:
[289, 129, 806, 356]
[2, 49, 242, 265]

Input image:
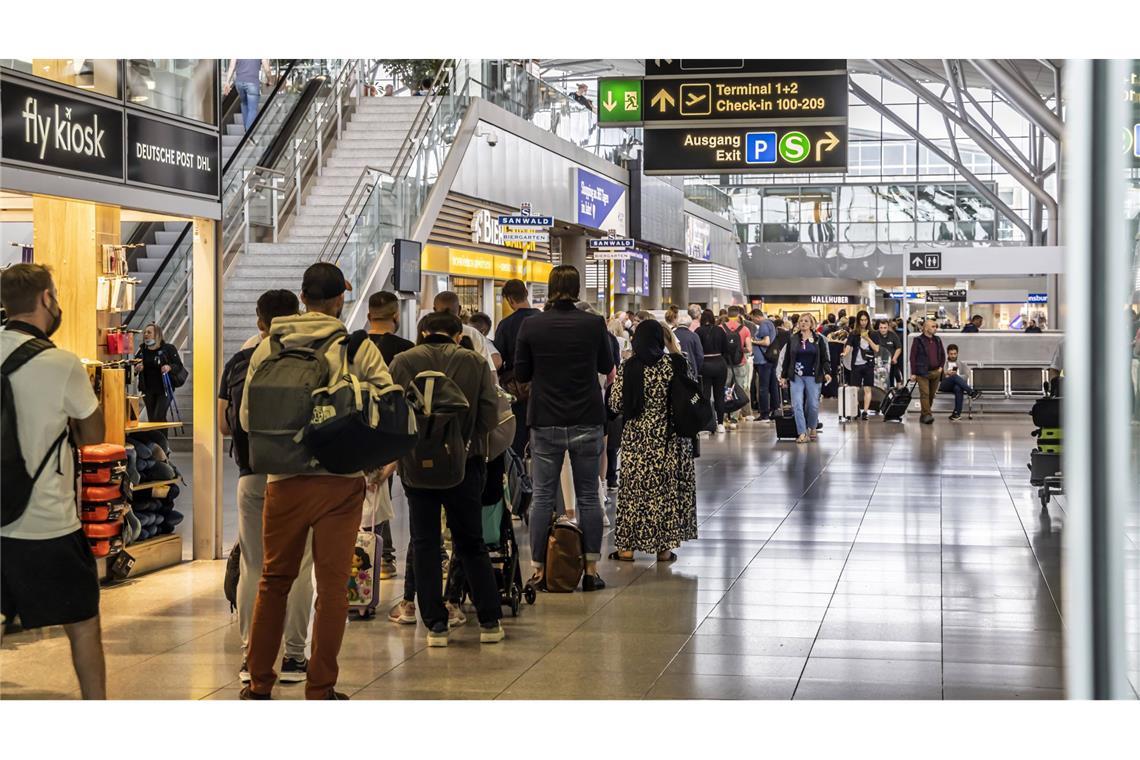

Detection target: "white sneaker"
[602, 510, 611, 527]
[446, 601, 466, 628]
[716, 424, 726, 434]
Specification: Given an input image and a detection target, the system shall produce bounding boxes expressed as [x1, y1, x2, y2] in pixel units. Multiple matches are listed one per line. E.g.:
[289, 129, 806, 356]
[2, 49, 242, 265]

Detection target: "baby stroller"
[444, 451, 535, 615]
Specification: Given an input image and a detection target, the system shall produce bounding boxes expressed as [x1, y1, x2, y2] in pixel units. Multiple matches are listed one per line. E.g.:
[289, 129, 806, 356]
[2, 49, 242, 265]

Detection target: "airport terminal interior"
[0, 43, 1137, 715]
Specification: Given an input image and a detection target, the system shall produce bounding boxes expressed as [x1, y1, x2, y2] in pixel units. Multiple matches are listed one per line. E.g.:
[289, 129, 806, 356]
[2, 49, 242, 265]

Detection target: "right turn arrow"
[815, 130, 840, 161]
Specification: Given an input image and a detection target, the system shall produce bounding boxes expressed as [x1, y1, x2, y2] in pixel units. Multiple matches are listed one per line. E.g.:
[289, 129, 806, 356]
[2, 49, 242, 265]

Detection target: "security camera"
[485, 132, 498, 148]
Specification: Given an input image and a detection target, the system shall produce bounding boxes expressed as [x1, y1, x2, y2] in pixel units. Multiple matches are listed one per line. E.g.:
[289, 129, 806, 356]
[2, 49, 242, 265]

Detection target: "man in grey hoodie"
[239, 263, 393, 701]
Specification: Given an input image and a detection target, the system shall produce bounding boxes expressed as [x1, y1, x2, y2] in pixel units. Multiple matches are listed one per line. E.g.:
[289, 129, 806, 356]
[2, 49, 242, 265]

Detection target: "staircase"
[222, 97, 424, 358]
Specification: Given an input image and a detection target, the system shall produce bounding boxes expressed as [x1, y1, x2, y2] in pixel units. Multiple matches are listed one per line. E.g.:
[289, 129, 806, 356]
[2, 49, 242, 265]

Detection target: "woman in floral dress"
[607, 319, 698, 562]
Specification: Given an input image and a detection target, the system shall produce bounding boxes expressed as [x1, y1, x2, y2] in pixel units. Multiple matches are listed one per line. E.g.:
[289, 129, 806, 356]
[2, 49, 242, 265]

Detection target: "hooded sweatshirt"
[239, 311, 393, 481]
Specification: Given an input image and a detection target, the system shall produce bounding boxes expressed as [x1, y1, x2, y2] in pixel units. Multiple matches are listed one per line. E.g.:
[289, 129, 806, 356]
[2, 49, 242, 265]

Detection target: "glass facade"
[1, 58, 119, 97]
[125, 59, 217, 124]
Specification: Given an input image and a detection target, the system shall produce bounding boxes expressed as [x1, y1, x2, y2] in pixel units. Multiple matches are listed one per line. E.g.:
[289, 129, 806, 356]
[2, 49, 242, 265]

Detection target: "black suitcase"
[880, 380, 916, 422]
[1028, 450, 1061, 486]
[774, 388, 799, 440]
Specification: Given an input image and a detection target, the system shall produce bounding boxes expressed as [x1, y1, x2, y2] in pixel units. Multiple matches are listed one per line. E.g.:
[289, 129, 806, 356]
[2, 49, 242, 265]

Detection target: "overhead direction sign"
[643, 124, 846, 174]
[646, 59, 846, 77]
[497, 215, 553, 227]
[597, 78, 643, 124]
[642, 74, 848, 124]
[497, 213, 552, 244]
[908, 251, 943, 271]
[591, 250, 637, 261]
[925, 288, 967, 303]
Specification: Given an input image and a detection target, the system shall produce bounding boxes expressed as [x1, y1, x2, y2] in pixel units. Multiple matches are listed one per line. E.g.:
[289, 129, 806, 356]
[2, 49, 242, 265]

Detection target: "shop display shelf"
[96, 534, 183, 584]
[132, 478, 179, 491]
[127, 421, 184, 433]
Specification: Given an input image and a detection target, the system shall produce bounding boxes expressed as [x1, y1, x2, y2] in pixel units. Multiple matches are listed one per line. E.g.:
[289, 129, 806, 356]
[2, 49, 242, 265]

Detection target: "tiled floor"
[0, 405, 1067, 699]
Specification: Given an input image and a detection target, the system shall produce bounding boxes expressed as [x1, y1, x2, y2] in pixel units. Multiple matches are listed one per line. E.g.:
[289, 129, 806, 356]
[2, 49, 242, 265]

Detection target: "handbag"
[669, 357, 716, 437]
[498, 367, 530, 403]
[485, 386, 517, 461]
[364, 476, 396, 526]
[724, 383, 748, 414]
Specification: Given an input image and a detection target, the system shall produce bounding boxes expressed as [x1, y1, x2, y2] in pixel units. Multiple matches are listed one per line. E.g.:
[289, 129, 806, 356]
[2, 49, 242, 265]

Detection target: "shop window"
[2, 58, 119, 98]
[452, 277, 482, 316]
[125, 59, 217, 124]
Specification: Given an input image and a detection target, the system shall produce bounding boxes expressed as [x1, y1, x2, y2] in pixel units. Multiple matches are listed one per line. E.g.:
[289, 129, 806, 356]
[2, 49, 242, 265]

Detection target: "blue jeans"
[235, 80, 261, 131]
[529, 425, 604, 563]
[939, 374, 972, 413]
[753, 363, 775, 418]
[790, 375, 821, 436]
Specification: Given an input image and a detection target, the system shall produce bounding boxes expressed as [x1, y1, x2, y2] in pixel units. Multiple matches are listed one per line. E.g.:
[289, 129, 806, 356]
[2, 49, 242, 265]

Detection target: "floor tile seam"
[993, 457, 1066, 628]
[493, 557, 661, 699]
[790, 437, 899, 700]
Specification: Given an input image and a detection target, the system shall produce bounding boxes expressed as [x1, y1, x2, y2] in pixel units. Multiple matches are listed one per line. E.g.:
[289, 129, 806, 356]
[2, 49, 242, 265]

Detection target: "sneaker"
[582, 573, 607, 592]
[325, 690, 351, 700]
[427, 622, 449, 647]
[727, 421, 738, 431]
[279, 657, 307, 683]
[949, 411, 962, 422]
[921, 414, 935, 425]
[239, 685, 271, 700]
[716, 424, 726, 434]
[388, 599, 416, 625]
[860, 411, 869, 421]
[238, 659, 251, 684]
[968, 389, 983, 400]
[378, 560, 397, 580]
[480, 622, 505, 644]
[446, 601, 467, 628]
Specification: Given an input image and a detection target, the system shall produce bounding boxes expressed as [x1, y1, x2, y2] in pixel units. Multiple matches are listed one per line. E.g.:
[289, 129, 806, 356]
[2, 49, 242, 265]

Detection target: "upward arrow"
[650, 88, 676, 112]
[911, 256, 924, 268]
[602, 90, 617, 113]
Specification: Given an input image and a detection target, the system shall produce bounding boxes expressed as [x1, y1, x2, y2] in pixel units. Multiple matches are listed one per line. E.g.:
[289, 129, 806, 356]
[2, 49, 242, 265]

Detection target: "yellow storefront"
[421, 244, 554, 323]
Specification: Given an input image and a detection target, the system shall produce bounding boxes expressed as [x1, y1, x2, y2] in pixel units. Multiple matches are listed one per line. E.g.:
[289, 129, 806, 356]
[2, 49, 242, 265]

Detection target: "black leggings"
[700, 356, 729, 424]
[143, 391, 169, 422]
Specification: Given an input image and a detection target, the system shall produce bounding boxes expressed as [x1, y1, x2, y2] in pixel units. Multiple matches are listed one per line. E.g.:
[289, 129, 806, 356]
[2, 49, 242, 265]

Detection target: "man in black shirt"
[493, 279, 541, 455]
[515, 266, 615, 592]
[875, 318, 903, 386]
[569, 83, 593, 111]
[365, 291, 414, 583]
[962, 315, 983, 333]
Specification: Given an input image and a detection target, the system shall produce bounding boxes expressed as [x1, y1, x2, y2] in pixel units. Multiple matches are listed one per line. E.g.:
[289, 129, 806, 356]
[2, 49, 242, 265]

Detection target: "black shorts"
[851, 362, 875, 387]
[1, 529, 100, 630]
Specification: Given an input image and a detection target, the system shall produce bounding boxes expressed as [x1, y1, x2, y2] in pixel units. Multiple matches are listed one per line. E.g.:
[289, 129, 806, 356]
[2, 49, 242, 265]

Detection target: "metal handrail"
[390, 59, 456, 180]
[316, 165, 392, 262]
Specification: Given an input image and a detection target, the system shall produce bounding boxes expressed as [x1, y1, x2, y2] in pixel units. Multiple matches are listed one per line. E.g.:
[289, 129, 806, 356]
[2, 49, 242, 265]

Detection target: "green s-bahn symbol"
[778, 131, 810, 164]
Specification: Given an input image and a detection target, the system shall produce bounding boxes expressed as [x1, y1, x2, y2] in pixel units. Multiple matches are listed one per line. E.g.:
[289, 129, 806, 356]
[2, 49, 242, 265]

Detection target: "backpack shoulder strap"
[345, 329, 370, 365]
[2, 338, 54, 376]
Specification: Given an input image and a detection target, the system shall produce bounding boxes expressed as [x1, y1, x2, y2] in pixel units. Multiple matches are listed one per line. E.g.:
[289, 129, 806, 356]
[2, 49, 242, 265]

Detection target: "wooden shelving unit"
[126, 421, 184, 434]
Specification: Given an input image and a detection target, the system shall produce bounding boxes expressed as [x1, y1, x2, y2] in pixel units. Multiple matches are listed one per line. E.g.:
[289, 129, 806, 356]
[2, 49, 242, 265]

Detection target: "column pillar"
[191, 218, 222, 560]
[647, 252, 663, 310]
[560, 232, 589, 303]
[671, 258, 690, 309]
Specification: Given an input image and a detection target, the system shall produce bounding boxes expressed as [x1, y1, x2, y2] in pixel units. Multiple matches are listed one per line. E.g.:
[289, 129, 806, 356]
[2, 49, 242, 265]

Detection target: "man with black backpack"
[218, 289, 314, 687]
[239, 263, 394, 701]
[723, 306, 753, 430]
[388, 311, 503, 648]
[1, 264, 107, 699]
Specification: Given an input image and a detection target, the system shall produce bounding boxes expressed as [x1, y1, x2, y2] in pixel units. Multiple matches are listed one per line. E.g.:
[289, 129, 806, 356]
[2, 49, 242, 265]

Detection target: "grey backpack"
[400, 352, 472, 490]
[246, 331, 343, 474]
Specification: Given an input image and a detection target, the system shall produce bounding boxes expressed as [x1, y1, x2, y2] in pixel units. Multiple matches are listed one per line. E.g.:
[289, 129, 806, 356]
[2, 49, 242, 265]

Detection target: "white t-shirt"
[462, 324, 499, 373]
[1, 329, 100, 540]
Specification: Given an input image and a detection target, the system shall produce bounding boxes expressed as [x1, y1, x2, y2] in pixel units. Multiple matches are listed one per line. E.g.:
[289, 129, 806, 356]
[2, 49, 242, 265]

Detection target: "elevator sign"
[908, 251, 943, 271]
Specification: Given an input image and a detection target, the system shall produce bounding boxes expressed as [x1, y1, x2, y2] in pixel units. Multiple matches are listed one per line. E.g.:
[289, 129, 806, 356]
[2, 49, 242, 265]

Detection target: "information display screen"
[393, 239, 422, 292]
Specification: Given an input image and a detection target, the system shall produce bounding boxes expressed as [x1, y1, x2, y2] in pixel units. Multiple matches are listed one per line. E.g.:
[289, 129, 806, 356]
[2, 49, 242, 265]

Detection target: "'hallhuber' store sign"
[2, 76, 219, 199]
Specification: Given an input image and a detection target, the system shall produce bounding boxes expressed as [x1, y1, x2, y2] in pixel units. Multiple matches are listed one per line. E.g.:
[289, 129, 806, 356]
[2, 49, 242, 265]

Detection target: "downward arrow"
[602, 90, 617, 112]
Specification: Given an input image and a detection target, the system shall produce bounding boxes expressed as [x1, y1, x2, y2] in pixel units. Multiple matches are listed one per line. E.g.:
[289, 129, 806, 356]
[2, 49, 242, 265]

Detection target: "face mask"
[623, 319, 632, 330]
[45, 292, 63, 338]
[145, 338, 156, 347]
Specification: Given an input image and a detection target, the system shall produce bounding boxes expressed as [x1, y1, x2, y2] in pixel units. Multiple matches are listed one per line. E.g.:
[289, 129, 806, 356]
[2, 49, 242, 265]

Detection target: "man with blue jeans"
[750, 310, 777, 421]
[514, 265, 615, 592]
[224, 59, 269, 130]
[939, 344, 981, 421]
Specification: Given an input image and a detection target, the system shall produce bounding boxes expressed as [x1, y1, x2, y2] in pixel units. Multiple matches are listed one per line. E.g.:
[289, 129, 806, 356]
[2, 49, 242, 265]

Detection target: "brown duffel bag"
[544, 516, 585, 592]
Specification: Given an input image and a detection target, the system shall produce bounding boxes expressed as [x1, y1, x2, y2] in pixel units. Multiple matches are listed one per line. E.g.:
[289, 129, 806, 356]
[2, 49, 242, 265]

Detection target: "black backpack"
[765, 330, 787, 364]
[223, 346, 256, 471]
[2, 338, 69, 527]
[723, 323, 744, 366]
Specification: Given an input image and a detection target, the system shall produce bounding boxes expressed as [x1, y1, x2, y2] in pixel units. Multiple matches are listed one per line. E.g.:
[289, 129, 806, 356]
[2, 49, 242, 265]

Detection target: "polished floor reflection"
[0, 407, 1066, 699]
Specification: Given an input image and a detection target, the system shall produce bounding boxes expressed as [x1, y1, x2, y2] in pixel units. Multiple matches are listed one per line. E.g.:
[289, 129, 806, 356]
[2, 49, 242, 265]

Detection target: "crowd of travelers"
[1, 261, 1003, 702]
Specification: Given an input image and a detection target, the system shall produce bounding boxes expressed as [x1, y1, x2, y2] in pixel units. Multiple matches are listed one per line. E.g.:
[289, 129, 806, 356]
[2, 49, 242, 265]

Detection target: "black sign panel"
[908, 251, 943, 271]
[646, 59, 846, 77]
[127, 115, 219, 197]
[926, 289, 967, 303]
[757, 294, 861, 305]
[643, 124, 847, 175]
[1, 79, 124, 179]
[643, 73, 848, 124]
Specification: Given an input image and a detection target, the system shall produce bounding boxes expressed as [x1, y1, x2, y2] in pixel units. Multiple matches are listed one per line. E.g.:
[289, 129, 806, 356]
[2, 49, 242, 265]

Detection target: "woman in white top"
[841, 310, 880, 420]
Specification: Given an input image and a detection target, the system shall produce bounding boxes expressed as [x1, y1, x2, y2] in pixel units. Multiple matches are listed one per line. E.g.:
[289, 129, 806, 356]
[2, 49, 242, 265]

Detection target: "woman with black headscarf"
[606, 319, 697, 562]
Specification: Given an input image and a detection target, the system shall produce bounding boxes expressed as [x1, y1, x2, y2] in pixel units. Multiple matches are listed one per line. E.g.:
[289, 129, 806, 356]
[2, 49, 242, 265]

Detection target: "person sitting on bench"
[940, 344, 982, 421]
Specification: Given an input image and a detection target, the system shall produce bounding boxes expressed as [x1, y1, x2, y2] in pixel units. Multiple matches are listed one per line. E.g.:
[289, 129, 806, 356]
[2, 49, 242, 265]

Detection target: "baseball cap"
[301, 262, 351, 300]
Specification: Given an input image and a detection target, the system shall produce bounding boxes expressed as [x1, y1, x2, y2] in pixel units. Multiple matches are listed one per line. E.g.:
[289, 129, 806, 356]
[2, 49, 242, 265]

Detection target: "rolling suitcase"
[880, 380, 916, 422]
[348, 481, 387, 619]
[838, 384, 860, 421]
[774, 388, 799, 441]
[80, 443, 128, 485]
